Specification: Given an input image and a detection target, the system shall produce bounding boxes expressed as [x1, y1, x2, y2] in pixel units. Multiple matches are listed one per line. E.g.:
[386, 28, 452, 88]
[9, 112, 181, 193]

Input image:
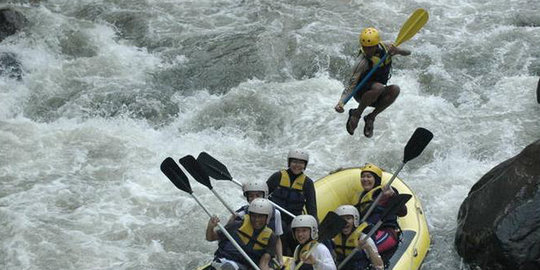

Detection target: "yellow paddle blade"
[395, 8, 429, 46]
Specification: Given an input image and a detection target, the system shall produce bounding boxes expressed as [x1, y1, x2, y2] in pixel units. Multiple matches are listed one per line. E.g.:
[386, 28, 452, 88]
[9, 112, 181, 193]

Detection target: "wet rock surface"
[455, 140, 540, 270]
[0, 8, 28, 42]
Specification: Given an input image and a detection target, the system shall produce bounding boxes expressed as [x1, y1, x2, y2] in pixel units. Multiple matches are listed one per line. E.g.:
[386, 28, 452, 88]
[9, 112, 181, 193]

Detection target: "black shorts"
[353, 81, 389, 107]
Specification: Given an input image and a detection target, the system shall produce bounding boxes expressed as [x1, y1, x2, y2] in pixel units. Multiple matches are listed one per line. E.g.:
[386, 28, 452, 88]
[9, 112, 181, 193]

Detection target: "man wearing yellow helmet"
[334, 27, 411, 137]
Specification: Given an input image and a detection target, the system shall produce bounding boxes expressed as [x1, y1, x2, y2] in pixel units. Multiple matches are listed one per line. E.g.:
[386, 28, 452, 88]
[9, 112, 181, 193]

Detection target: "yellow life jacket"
[236, 214, 274, 251]
[270, 170, 307, 216]
[360, 43, 392, 67]
[279, 169, 306, 190]
[357, 186, 402, 229]
[357, 186, 383, 214]
[332, 222, 369, 256]
[294, 240, 319, 263]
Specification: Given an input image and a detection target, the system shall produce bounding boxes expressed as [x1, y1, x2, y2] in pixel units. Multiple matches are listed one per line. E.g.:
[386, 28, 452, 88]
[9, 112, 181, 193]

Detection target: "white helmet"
[335, 205, 360, 227]
[288, 149, 309, 166]
[248, 198, 273, 223]
[242, 181, 268, 198]
[291, 214, 318, 240]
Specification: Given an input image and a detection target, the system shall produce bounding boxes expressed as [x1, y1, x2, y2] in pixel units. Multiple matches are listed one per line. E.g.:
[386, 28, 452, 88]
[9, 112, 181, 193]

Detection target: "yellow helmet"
[361, 163, 382, 179]
[359, 27, 380, 47]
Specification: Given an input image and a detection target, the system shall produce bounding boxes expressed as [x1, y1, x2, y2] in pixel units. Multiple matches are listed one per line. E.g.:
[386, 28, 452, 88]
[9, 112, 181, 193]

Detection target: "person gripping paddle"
[334, 9, 429, 138]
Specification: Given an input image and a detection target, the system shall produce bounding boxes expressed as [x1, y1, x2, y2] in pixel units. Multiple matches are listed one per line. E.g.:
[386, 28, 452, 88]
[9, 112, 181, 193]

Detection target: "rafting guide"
[334, 9, 429, 138]
[266, 150, 318, 257]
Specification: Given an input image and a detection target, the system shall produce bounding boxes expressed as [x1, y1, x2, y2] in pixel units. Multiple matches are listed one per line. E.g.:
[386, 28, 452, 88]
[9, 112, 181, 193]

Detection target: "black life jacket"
[359, 43, 393, 84]
[214, 215, 274, 266]
[268, 170, 307, 217]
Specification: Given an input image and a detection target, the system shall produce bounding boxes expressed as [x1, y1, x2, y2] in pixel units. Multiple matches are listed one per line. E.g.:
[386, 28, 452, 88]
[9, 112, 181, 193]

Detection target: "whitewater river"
[1, 0, 538, 269]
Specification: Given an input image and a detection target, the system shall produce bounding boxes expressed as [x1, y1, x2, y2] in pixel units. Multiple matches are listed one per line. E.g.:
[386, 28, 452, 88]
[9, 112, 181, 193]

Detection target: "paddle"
[293, 211, 347, 270]
[178, 155, 236, 215]
[360, 127, 432, 223]
[196, 152, 236, 183]
[160, 157, 262, 270]
[197, 152, 297, 219]
[338, 194, 412, 269]
[343, 8, 429, 105]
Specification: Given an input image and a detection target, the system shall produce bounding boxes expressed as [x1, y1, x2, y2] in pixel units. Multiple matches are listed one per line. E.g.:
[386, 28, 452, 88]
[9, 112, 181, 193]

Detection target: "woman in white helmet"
[206, 198, 277, 270]
[290, 215, 336, 270]
[227, 181, 285, 266]
[267, 149, 317, 256]
[332, 205, 384, 270]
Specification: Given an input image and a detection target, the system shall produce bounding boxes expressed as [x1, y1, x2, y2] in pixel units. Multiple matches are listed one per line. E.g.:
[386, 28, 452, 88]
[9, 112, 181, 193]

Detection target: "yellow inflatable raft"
[197, 166, 430, 270]
[308, 167, 430, 270]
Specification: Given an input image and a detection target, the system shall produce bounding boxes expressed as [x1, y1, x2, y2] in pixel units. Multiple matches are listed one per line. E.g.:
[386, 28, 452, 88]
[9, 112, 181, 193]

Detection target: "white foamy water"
[0, 0, 538, 269]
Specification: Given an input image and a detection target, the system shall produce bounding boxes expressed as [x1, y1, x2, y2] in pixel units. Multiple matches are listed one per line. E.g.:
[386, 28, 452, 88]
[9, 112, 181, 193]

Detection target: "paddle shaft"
[196, 152, 297, 218]
[190, 193, 261, 270]
[295, 220, 353, 269]
[360, 162, 405, 223]
[210, 188, 237, 215]
[293, 212, 346, 270]
[337, 220, 385, 269]
[294, 243, 318, 270]
[229, 178, 296, 219]
[178, 155, 238, 216]
[343, 53, 389, 104]
[160, 158, 261, 270]
[338, 194, 412, 269]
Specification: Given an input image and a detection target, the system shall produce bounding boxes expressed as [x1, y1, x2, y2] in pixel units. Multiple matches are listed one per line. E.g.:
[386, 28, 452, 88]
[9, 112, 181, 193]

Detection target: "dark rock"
[0, 8, 28, 42]
[513, 12, 540, 27]
[455, 140, 540, 270]
[0, 52, 23, 80]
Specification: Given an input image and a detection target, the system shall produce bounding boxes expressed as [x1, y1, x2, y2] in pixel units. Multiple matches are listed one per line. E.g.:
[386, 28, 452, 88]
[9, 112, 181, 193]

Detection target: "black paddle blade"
[160, 157, 192, 194]
[380, 194, 412, 220]
[179, 155, 212, 189]
[403, 127, 433, 163]
[197, 152, 233, 181]
[318, 211, 347, 241]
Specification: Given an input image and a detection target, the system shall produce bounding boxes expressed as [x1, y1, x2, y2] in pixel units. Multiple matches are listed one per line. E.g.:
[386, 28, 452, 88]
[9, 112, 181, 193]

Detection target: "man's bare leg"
[363, 84, 400, 137]
[347, 83, 385, 135]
